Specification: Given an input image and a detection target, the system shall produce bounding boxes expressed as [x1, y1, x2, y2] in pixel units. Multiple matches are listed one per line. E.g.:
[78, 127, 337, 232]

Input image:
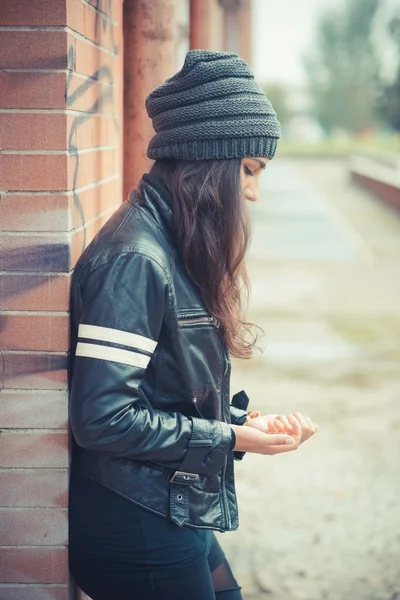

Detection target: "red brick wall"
[0, 0, 123, 598]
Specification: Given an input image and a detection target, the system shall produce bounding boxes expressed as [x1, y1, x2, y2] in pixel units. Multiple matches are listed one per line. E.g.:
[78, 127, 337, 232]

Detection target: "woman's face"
[240, 157, 269, 202]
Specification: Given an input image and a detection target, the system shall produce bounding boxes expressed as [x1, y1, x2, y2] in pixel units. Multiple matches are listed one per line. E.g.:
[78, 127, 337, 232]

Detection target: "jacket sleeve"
[69, 252, 232, 478]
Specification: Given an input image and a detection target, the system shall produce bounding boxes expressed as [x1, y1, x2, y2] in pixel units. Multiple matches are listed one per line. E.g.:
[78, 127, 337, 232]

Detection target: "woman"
[68, 50, 318, 600]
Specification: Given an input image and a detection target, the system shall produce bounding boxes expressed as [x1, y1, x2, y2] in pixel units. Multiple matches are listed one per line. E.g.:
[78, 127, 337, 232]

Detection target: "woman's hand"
[246, 412, 319, 444]
[230, 422, 301, 456]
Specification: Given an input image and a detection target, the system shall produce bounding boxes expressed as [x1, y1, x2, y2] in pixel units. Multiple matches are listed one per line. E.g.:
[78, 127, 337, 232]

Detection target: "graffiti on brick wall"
[93, 0, 118, 54]
[66, 0, 119, 251]
[1, 0, 120, 386]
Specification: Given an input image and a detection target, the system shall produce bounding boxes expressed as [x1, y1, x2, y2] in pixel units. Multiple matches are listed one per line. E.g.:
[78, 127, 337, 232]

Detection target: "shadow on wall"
[0, 241, 70, 386]
[0, 243, 70, 277]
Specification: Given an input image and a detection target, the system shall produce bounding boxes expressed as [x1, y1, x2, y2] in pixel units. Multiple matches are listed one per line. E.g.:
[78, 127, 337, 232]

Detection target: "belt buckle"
[170, 471, 199, 485]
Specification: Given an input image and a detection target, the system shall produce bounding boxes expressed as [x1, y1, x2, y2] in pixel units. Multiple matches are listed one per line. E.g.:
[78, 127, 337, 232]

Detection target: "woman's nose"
[243, 186, 258, 202]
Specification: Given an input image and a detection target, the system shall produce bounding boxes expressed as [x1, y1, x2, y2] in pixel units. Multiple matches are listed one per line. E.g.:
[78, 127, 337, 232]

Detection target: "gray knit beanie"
[146, 50, 280, 161]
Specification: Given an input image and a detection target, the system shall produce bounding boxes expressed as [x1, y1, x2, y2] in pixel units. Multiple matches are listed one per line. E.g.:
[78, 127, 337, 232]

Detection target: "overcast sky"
[252, 0, 399, 87]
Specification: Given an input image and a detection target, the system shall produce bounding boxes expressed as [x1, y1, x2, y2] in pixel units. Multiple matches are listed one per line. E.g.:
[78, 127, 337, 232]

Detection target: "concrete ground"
[217, 158, 400, 600]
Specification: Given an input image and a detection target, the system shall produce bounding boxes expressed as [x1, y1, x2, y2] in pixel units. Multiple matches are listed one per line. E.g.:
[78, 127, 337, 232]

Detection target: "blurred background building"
[0, 1, 399, 599]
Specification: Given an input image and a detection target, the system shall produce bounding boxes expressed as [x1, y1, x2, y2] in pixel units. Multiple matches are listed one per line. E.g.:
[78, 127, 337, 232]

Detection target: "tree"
[381, 16, 400, 131]
[262, 84, 291, 126]
[304, 0, 381, 134]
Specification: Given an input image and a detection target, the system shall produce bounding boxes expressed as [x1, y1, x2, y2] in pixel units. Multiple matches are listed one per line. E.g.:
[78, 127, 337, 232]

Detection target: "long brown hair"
[149, 159, 259, 359]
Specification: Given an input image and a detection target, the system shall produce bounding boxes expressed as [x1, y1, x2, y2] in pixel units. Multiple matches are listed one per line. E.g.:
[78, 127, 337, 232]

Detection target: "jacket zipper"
[220, 343, 231, 530]
[221, 456, 231, 529]
[178, 315, 220, 328]
[193, 395, 205, 419]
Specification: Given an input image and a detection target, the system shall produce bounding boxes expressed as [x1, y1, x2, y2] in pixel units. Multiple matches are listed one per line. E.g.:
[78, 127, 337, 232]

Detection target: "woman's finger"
[286, 414, 302, 443]
[287, 414, 301, 434]
[267, 422, 279, 433]
[264, 442, 298, 455]
[293, 412, 311, 441]
[263, 433, 296, 446]
[305, 416, 319, 434]
[276, 415, 292, 431]
[294, 412, 308, 429]
[272, 419, 286, 432]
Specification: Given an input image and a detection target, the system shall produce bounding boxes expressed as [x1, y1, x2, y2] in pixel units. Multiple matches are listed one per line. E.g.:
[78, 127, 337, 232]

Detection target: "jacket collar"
[127, 173, 174, 235]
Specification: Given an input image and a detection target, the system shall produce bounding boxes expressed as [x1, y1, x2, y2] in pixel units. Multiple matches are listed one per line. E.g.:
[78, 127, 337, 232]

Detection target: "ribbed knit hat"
[146, 50, 280, 161]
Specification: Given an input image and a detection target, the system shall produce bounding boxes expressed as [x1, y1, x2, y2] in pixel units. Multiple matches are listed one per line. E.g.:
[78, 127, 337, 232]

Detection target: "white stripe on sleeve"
[78, 324, 157, 354]
[75, 342, 151, 369]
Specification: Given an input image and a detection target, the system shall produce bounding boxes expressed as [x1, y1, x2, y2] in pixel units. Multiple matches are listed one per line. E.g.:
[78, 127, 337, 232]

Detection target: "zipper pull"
[211, 317, 220, 328]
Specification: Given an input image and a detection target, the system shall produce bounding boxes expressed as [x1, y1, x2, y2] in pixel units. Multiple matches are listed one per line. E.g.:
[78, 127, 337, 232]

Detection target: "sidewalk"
[220, 158, 400, 600]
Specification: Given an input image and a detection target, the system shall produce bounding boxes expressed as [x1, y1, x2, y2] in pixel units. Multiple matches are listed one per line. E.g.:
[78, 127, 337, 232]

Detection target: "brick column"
[0, 1, 123, 598]
[221, 0, 253, 65]
[190, 0, 224, 51]
[123, 0, 176, 198]
[190, 0, 213, 49]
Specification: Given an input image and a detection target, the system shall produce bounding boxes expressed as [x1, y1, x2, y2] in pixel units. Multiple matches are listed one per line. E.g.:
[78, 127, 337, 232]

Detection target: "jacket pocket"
[178, 312, 220, 329]
[192, 389, 208, 419]
[192, 387, 221, 421]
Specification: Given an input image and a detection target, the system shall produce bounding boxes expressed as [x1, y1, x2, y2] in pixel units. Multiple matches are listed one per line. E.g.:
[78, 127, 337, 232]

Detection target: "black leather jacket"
[69, 174, 249, 532]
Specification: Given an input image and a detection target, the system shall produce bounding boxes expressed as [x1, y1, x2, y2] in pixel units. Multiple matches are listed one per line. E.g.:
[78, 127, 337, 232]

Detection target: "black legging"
[73, 557, 242, 599]
[69, 472, 243, 600]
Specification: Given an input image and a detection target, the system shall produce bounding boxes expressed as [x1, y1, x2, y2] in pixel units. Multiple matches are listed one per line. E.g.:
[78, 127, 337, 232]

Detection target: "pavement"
[216, 158, 400, 600]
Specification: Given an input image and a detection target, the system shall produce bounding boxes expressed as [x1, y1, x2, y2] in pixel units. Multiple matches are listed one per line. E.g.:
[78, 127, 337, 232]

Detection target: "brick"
[0, 548, 68, 584]
[2, 352, 68, 390]
[84, 0, 120, 23]
[0, 153, 68, 191]
[0, 585, 67, 600]
[69, 178, 121, 229]
[0, 114, 68, 152]
[67, 0, 120, 54]
[0, 72, 66, 110]
[69, 225, 88, 267]
[0, 234, 69, 273]
[0, 469, 68, 508]
[0, 508, 68, 546]
[0, 432, 68, 468]
[74, 35, 119, 80]
[70, 208, 116, 267]
[67, 113, 120, 151]
[68, 148, 117, 190]
[0, 193, 69, 232]
[0, 315, 68, 352]
[0, 31, 69, 70]
[0, 390, 68, 429]
[0, 274, 70, 312]
[0, 0, 66, 26]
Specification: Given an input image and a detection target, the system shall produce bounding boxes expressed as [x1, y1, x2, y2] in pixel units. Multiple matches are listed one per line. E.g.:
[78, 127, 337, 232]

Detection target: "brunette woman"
[68, 50, 318, 600]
